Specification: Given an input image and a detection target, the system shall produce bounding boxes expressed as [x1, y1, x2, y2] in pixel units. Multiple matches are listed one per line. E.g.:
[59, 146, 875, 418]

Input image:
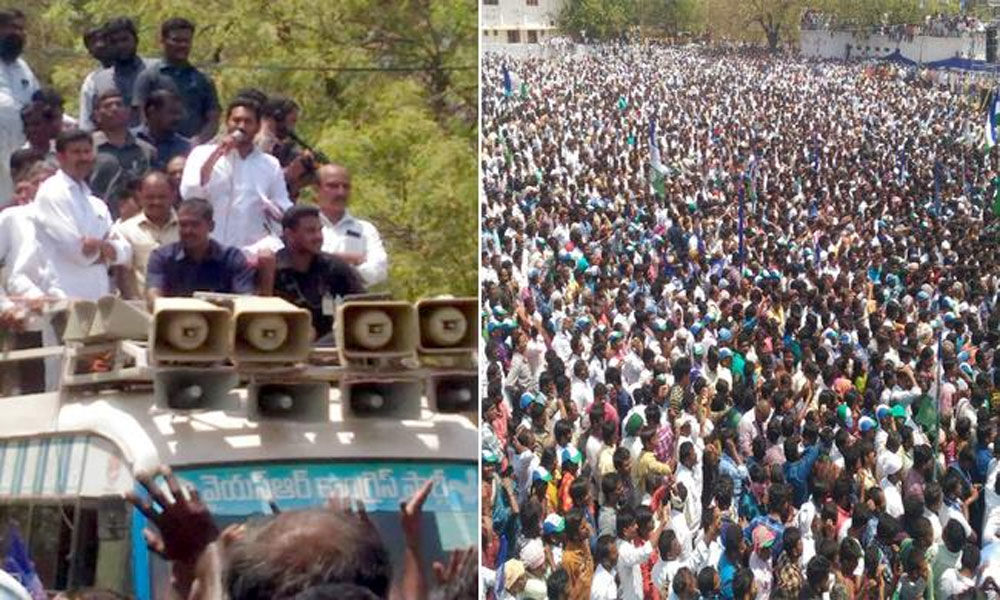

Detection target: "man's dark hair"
[594, 534, 617, 565]
[806, 556, 831, 590]
[177, 197, 213, 222]
[291, 585, 380, 600]
[55, 128, 93, 153]
[615, 509, 636, 538]
[546, 567, 570, 600]
[83, 24, 105, 49]
[9, 147, 43, 181]
[144, 88, 180, 114]
[31, 87, 64, 111]
[234, 87, 268, 106]
[601, 471, 620, 502]
[225, 509, 391, 600]
[943, 518, 967, 553]
[697, 567, 718, 596]
[0, 9, 24, 26]
[263, 96, 300, 122]
[103, 17, 137, 38]
[161, 16, 195, 38]
[282, 204, 321, 231]
[226, 98, 262, 121]
[564, 508, 585, 539]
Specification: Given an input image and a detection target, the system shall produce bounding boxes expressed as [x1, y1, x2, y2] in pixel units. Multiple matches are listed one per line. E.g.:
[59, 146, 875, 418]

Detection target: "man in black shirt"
[265, 204, 365, 338]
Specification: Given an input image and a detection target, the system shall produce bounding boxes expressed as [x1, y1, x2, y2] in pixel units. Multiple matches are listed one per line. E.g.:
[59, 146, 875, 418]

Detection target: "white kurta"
[32, 170, 130, 300]
[0, 203, 62, 298]
[0, 57, 39, 207]
[179, 143, 291, 249]
[320, 211, 388, 286]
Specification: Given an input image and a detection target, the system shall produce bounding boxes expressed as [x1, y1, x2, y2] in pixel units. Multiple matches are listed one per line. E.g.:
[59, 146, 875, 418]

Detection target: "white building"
[800, 29, 986, 63]
[481, 0, 565, 50]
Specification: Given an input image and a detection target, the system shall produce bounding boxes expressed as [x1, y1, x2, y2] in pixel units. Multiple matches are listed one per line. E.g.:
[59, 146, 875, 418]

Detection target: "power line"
[28, 48, 474, 73]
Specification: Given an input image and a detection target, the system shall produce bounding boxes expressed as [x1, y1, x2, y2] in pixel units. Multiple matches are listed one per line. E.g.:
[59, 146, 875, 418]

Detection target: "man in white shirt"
[0, 9, 39, 206]
[32, 129, 130, 300]
[180, 99, 291, 250]
[590, 534, 619, 600]
[0, 157, 59, 299]
[315, 163, 388, 286]
[616, 511, 657, 600]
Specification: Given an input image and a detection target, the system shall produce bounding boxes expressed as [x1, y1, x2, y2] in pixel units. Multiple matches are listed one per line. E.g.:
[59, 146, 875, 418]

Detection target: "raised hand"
[428, 547, 477, 600]
[125, 465, 219, 563]
[401, 479, 434, 547]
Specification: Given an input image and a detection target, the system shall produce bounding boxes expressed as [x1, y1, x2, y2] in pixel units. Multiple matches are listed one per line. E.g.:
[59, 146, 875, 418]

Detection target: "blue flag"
[494, 533, 509, 594]
[3, 523, 46, 600]
[502, 64, 512, 97]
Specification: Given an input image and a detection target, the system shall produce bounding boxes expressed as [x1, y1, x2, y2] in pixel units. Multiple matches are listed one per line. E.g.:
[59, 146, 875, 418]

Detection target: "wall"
[481, 0, 563, 29]
[481, 0, 564, 47]
[800, 29, 986, 63]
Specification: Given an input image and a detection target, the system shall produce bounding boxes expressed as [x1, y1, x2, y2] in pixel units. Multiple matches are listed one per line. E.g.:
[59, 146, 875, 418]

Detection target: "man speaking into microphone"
[179, 98, 290, 249]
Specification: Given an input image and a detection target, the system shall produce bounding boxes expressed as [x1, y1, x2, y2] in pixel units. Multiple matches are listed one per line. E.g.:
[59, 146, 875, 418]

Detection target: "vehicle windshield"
[141, 460, 477, 599]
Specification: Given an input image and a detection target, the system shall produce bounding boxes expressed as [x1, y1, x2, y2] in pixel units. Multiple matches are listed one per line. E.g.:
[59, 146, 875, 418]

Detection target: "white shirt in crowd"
[32, 170, 130, 300]
[0, 204, 61, 299]
[589, 563, 617, 600]
[938, 568, 974, 598]
[0, 56, 39, 206]
[320, 210, 388, 286]
[179, 143, 291, 249]
[617, 538, 654, 600]
[76, 68, 100, 132]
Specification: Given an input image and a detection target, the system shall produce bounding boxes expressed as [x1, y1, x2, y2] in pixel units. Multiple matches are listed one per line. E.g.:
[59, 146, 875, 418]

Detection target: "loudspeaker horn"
[88, 296, 152, 341]
[340, 378, 424, 420]
[150, 298, 232, 363]
[231, 297, 313, 364]
[62, 300, 98, 342]
[335, 301, 418, 362]
[427, 371, 478, 414]
[247, 381, 330, 422]
[415, 297, 477, 357]
[153, 368, 239, 411]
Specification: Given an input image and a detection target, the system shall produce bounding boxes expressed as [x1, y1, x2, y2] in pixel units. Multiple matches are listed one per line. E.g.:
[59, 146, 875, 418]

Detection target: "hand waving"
[428, 547, 477, 600]
[401, 479, 434, 548]
[125, 466, 219, 564]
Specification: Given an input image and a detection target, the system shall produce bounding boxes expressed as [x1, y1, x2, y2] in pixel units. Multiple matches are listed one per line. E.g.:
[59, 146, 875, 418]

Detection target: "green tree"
[736, 0, 804, 50]
[558, 0, 638, 41]
[23, 0, 477, 300]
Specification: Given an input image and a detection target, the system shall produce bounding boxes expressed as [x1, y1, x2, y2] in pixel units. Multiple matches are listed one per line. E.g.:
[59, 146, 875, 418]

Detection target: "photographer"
[259, 96, 318, 199]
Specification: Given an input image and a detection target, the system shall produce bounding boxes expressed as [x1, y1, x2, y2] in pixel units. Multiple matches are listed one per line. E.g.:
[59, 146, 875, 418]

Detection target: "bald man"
[314, 164, 387, 286]
[111, 170, 179, 297]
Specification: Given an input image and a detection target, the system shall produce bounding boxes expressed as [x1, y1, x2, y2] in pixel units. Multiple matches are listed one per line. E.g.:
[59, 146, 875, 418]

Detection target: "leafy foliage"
[22, 0, 478, 300]
[559, 0, 968, 48]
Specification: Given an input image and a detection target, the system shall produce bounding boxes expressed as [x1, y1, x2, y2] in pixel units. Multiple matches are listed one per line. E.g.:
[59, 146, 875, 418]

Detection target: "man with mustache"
[0, 8, 39, 208]
[179, 98, 291, 250]
[79, 17, 152, 130]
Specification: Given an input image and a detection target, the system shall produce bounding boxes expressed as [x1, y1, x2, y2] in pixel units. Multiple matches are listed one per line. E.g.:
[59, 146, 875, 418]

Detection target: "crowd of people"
[801, 10, 986, 41]
[0, 8, 388, 348]
[480, 43, 1000, 599]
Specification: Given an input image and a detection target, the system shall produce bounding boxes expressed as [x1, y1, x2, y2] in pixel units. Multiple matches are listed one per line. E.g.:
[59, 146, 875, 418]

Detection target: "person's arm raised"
[390, 479, 434, 600]
[124, 466, 221, 600]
